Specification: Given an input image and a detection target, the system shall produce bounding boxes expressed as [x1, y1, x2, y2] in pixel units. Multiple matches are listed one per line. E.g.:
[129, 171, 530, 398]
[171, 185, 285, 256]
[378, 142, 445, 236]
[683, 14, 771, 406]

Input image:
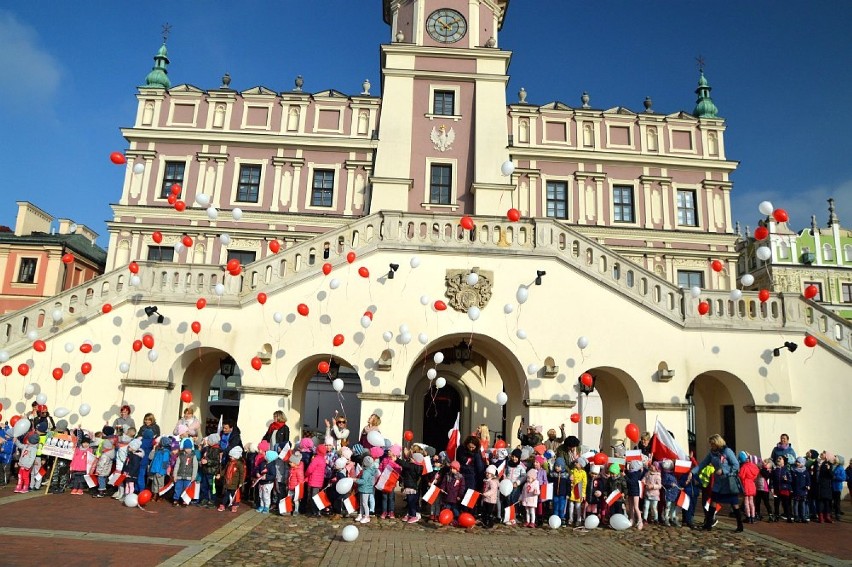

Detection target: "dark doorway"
[422, 383, 461, 451]
[722, 404, 736, 451]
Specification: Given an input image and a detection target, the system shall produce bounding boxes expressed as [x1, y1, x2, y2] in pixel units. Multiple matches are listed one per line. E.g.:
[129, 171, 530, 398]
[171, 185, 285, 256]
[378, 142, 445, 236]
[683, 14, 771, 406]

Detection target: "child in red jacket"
[738, 451, 760, 523]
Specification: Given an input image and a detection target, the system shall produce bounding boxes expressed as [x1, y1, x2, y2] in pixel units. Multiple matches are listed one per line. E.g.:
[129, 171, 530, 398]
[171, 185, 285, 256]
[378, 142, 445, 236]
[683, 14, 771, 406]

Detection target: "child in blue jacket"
[149, 437, 172, 501]
[0, 425, 15, 485]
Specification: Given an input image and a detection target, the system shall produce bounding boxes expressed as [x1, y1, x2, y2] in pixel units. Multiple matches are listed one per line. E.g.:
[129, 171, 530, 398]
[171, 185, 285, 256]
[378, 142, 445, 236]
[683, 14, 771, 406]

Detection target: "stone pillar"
[635, 402, 690, 453]
[357, 392, 409, 445]
[236, 385, 292, 446]
[744, 404, 801, 459]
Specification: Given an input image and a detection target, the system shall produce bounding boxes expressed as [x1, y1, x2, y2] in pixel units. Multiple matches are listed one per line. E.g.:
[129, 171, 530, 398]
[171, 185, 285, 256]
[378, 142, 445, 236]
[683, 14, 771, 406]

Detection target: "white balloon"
[499, 478, 513, 496]
[418, 332, 429, 345]
[419, 295, 430, 306]
[341, 525, 359, 542]
[400, 332, 412, 344]
[54, 407, 70, 418]
[468, 307, 481, 321]
[206, 207, 219, 220]
[758, 201, 774, 216]
[12, 418, 31, 438]
[219, 233, 231, 246]
[730, 289, 743, 301]
[174, 242, 185, 254]
[741, 274, 755, 287]
[516, 329, 527, 340]
[399, 324, 409, 334]
[52, 309, 63, 323]
[36, 393, 47, 405]
[119, 362, 130, 373]
[79, 403, 91, 416]
[329, 278, 341, 290]
[24, 383, 35, 395]
[64, 342, 74, 353]
[231, 208, 243, 221]
[520, 448, 531, 461]
[27, 330, 38, 341]
[527, 363, 539, 375]
[332, 378, 344, 392]
[412, 452, 424, 463]
[500, 160, 515, 176]
[0, 351, 8, 363]
[214, 283, 225, 296]
[435, 377, 446, 389]
[273, 312, 284, 324]
[147, 349, 159, 362]
[133, 163, 145, 175]
[503, 303, 514, 314]
[433, 352, 444, 364]
[68, 223, 78, 234]
[426, 368, 437, 380]
[496, 392, 508, 406]
[584, 514, 600, 529]
[577, 336, 589, 349]
[360, 316, 372, 329]
[689, 286, 702, 299]
[409, 256, 421, 269]
[756, 246, 772, 261]
[130, 275, 141, 287]
[335, 477, 353, 494]
[382, 331, 393, 343]
[367, 431, 384, 447]
[610, 513, 631, 531]
[465, 272, 479, 286]
[548, 515, 561, 529]
[124, 493, 139, 508]
[195, 194, 210, 207]
[516, 286, 529, 304]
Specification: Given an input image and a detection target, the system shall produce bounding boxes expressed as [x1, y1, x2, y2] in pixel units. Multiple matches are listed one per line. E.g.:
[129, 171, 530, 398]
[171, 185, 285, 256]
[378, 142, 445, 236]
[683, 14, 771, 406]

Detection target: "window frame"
[235, 164, 262, 203]
[803, 280, 824, 302]
[612, 185, 635, 223]
[226, 249, 257, 267]
[426, 85, 461, 120]
[545, 180, 568, 220]
[677, 270, 705, 289]
[17, 257, 38, 284]
[310, 169, 335, 208]
[146, 246, 175, 263]
[676, 189, 699, 227]
[429, 163, 453, 205]
[432, 90, 456, 117]
[842, 283, 852, 303]
[159, 161, 187, 199]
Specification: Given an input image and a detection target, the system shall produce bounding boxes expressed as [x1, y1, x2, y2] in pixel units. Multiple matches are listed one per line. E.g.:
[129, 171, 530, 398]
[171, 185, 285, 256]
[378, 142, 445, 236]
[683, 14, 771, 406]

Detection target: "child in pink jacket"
[69, 436, 94, 495]
[287, 451, 305, 515]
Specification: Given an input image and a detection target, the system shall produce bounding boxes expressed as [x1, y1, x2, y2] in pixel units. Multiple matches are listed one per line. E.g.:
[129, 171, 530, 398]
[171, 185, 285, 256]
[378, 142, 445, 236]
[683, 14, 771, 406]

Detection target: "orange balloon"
[434, 300, 447, 311]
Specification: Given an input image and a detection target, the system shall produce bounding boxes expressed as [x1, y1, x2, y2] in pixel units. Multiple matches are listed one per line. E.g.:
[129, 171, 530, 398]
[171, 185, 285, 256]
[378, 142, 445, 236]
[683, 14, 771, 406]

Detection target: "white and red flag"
[704, 498, 722, 513]
[422, 483, 440, 505]
[676, 489, 691, 510]
[158, 479, 174, 496]
[539, 482, 553, 502]
[33, 466, 48, 484]
[292, 482, 303, 501]
[180, 481, 198, 504]
[343, 493, 358, 514]
[604, 489, 623, 506]
[650, 419, 688, 463]
[461, 489, 480, 508]
[674, 460, 692, 475]
[638, 481, 645, 499]
[280, 442, 292, 463]
[446, 413, 460, 461]
[625, 450, 642, 462]
[573, 482, 583, 500]
[374, 468, 399, 493]
[108, 472, 127, 487]
[496, 461, 506, 478]
[312, 490, 331, 511]
[279, 496, 294, 514]
[503, 505, 516, 523]
[84, 474, 98, 489]
[421, 458, 433, 476]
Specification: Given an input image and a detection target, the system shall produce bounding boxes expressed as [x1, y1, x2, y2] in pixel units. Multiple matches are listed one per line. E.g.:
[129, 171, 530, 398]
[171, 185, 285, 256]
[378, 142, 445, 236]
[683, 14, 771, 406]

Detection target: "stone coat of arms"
[445, 269, 493, 312]
[430, 125, 455, 152]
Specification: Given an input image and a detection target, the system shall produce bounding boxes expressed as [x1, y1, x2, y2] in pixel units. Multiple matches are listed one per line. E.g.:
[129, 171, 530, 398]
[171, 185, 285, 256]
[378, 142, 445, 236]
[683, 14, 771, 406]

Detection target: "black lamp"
[220, 355, 237, 378]
[454, 340, 471, 363]
[388, 263, 400, 279]
[577, 373, 596, 395]
[144, 305, 165, 324]
[328, 359, 341, 379]
[535, 270, 546, 286]
[772, 341, 798, 357]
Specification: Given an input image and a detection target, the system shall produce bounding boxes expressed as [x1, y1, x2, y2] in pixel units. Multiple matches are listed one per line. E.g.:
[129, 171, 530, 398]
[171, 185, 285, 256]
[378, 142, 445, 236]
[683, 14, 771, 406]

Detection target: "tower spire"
[143, 25, 172, 90]
[692, 56, 718, 118]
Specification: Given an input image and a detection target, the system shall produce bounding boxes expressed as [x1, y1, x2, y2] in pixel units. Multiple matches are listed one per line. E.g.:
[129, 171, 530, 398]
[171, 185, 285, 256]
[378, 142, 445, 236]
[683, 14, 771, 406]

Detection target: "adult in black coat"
[456, 436, 486, 493]
[219, 420, 243, 467]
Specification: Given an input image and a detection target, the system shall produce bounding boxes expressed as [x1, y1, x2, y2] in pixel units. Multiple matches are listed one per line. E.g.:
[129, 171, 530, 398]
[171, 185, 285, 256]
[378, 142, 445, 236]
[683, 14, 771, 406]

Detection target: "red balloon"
[580, 372, 594, 388]
[438, 508, 454, 526]
[268, 240, 280, 253]
[346, 252, 356, 264]
[137, 489, 153, 506]
[333, 334, 345, 347]
[772, 209, 788, 223]
[625, 423, 640, 444]
[403, 430, 414, 442]
[141, 334, 155, 349]
[804, 335, 818, 348]
[593, 452, 608, 466]
[319, 263, 332, 276]
[110, 152, 126, 165]
[754, 226, 769, 240]
[81, 362, 92, 375]
[297, 303, 309, 316]
[257, 292, 267, 305]
[507, 208, 521, 222]
[251, 356, 263, 371]
[803, 285, 818, 300]
[196, 298, 207, 310]
[18, 364, 29, 376]
[167, 194, 178, 205]
[129, 261, 139, 274]
[33, 340, 46, 352]
[61, 253, 74, 264]
[182, 235, 193, 248]
[170, 184, 182, 196]
[697, 301, 710, 315]
[710, 260, 723, 273]
[132, 339, 143, 352]
[460, 216, 474, 230]
[358, 267, 369, 278]
[181, 390, 193, 403]
[52, 367, 63, 380]
[80, 343, 93, 354]
[152, 231, 163, 244]
[493, 439, 507, 449]
[191, 321, 201, 334]
[363, 310, 374, 320]
[174, 200, 187, 212]
[457, 512, 476, 528]
[758, 289, 770, 303]
[318, 361, 330, 374]
[433, 300, 447, 311]
[228, 265, 242, 276]
[102, 303, 112, 314]
[0, 366, 11, 377]
[226, 259, 240, 272]
[10, 416, 20, 427]
[570, 413, 581, 424]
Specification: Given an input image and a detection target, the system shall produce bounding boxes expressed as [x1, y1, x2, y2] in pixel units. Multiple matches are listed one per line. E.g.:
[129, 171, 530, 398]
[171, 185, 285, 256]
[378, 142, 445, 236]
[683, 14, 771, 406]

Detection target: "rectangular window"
[546, 181, 567, 219]
[613, 186, 634, 223]
[842, 283, 852, 303]
[146, 246, 175, 262]
[236, 164, 261, 203]
[310, 169, 335, 207]
[677, 270, 704, 289]
[430, 164, 452, 204]
[17, 258, 37, 283]
[160, 161, 186, 198]
[803, 281, 823, 302]
[677, 189, 698, 226]
[433, 90, 455, 116]
[227, 250, 257, 266]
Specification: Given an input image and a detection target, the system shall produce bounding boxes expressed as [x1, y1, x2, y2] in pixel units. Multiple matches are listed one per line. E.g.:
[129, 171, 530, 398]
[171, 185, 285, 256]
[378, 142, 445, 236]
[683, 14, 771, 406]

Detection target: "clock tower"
[371, 0, 514, 216]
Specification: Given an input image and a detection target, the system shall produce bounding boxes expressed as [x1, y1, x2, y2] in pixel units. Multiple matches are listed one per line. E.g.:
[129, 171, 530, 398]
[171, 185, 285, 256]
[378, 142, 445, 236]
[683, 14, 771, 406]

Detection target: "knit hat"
[496, 448, 508, 459]
[527, 469, 537, 480]
[27, 433, 40, 444]
[102, 440, 114, 450]
[36, 421, 49, 433]
[340, 447, 352, 459]
[170, 440, 180, 451]
[265, 450, 278, 463]
[370, 446, 384, 459]
[54, 419, 69, 433]
[738, 451, 748, 464]
[534, 425, 543, 434]
[511, 448, 523, 460]
[299, 437, 314, 451]
[555, 457, 566, 469]
[289, 450, 302, 465]
[119, 434, 131, 444]
[608, 463, 620, 474]
[317, 444, 328, 456]
[837, 455, 845, 466]
[142, 429, 154, 439]
[589, 464, 601, 474]
[661, 459, 673, 470]
[229, 446, 243, 459]
[350, 444, 365, 456]
[485, 465, 497, 476]
[180, 438, 194, 451]
[334, 457, 348, 470]
[450, 460, 461, 470]
[389, 444, 402, 457]
[159, 437, 171, 448]
[129, 438, 142, 451]
[534, 455, 545, 465]
[257, 440, 270, 453]
[823, 451, 835, 463]
[629, 460, 643, 472]
[544, 450, 553, 460]
[324, 435, 334, 446]
[362, 455, 374, 468]
[796, 456, 806, 466]
[206, 433, 220, 445]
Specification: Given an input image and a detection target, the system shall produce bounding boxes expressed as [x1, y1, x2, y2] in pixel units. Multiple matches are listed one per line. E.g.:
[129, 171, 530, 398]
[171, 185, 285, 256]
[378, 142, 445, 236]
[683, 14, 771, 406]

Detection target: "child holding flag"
[568, 458, 588, 527]
[522, 469, 540, 527]
[219, 446, 245, 512]
[481, 465, 499, 528]
[355, 455, 378, 523]
[642, 462, 661, 524]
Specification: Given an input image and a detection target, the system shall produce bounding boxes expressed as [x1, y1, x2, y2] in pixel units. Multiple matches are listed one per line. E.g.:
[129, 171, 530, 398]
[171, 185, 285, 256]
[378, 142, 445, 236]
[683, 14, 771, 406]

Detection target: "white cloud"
[0, 11, 62, 109]
[732, 180, 852, 232]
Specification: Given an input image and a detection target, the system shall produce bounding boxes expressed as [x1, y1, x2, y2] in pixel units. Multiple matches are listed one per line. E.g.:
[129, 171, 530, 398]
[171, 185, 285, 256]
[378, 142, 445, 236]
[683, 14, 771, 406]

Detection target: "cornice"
[120, 128, 379, 151]
[510, 146, 738, 171]
[357, 392, 409, 402]
[121, 379, 175, 390]
[743, 405, 801, 414]
[635, 402, 690, 411]
[237, 385, 292, 396]
[524, 399, 576, 408]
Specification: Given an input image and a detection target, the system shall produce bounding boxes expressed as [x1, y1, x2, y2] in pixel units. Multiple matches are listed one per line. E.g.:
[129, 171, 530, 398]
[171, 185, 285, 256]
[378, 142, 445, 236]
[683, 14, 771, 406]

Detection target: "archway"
[420, 381, 461, 450]
[576, 366, 645, 451]
[170, 347, 243, 436]
[290, 355, 363, 445]
[686, 370, 758, 457]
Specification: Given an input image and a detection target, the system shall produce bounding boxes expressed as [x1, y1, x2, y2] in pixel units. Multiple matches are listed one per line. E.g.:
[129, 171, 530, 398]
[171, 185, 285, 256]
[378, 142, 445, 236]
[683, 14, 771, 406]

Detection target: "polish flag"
[704, 498, 722, 512]
[292, 482, 303, 501]
[158, 479, 174, 496]
[33, 466, 47, 483]
[676, 490, 691, 510]
[573, 482, 583, 500]
[539, 482, 553, 502]
[503, 505, 516, 524]
[343, 493, 358, 515]
[604, 489, 623, 506]
[581, 450, 596, 461]
[496, 461, 506, 478]
[650, 419, 688, 463]
[421, 458, 433, 476]
[374, 468, 399, 493]
[625, 450, 642, 462]
[84, 474, 98, 488]
[638, 480, 645, 499]
[422, 483, 440, 505]
[180, 481, 198, 504]
[461, 489, 480, 508]
[279, 496, 294, 514]
[108, 472, 127, 487]
[674, 460, 692, 475]
[446, 413, 460, 461]
[280, 442, 292, 463]
[312, 490, 331, 511]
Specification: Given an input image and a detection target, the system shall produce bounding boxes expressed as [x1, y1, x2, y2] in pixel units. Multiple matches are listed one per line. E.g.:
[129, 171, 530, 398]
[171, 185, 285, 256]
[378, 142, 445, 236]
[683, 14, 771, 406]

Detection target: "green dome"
[692, 71, 718, 118]
[143, 43, 171, 89]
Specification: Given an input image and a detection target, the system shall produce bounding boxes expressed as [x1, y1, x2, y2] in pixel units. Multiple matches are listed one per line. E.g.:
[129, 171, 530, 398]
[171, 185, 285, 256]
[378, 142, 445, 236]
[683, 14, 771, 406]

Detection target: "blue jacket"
[693, 447, 739, 496]
[356, 465, 377, 494]
[149, 447, 171, 476]
[790, 466, 810, 498]
[834, 465, 847, 492]
[625, 469, 646, 497]
[661, 471, 679, 502]
[0, 428, 15, 464]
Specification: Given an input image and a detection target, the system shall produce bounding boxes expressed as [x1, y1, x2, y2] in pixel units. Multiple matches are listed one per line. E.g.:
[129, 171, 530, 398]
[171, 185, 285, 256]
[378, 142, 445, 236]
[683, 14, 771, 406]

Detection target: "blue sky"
[1, 2, 850, 244]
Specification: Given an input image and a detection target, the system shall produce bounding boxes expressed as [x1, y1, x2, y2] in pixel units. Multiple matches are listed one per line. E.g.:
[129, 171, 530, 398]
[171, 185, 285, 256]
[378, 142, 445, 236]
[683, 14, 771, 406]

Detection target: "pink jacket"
[643, 471, 662, 500]
[482, 477, 499, 504]
[71, 446, 92, 473]
[380, 455, 402, 474]
[288, 462, 304, 491]
[305, 453, 327, 488]
[739, 461, 759, 497]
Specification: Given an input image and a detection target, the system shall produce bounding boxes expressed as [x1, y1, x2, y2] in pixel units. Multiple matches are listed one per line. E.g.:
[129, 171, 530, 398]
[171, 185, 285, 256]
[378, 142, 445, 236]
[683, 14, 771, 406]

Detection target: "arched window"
[583, 124, 594, 147]
[519, 119, 529, 143]
[777, 241, 790, 260]
[844, 244, 852, 262]
[647, 127, 658, 151]
[823, 243, 835, 261]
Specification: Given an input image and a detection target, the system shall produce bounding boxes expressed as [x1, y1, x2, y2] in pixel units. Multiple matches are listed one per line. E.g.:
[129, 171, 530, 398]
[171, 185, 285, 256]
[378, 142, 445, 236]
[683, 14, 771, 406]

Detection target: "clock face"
[426, 9, 467, 44]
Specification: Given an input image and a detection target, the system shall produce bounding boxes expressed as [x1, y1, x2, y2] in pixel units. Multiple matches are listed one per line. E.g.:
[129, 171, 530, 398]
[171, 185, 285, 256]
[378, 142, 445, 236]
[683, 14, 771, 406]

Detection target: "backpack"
[203, 446, 222, 474]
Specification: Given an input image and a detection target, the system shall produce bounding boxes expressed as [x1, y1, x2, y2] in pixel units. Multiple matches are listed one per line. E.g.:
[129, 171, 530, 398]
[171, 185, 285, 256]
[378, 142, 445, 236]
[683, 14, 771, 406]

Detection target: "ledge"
[635, 402, 690, 411]
[357, 392, 409, 402]
[236, 385, 292, 396]
[524, 399, 576, 409]
[121, 379, 175, 390]
[743, 405, 801, 414]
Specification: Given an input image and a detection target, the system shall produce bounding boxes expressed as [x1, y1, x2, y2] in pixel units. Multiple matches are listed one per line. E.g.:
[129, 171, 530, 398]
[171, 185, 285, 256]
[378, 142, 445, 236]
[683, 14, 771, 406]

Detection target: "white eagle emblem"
[430, 125, 455, 152]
